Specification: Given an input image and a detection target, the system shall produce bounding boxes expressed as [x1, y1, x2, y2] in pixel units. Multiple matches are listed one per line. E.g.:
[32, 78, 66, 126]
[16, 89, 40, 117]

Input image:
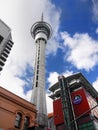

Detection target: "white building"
[0, 19, 14, 71]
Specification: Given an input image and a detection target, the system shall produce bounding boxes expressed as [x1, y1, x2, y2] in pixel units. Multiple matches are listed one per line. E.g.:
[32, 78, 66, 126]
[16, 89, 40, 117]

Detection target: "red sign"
[71, 88, 90, 117]
[53, 98, 64, 125]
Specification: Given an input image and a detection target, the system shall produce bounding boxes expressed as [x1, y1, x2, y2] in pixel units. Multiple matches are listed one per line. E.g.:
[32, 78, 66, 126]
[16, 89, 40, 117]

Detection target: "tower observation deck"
[30, 17, 52, 130]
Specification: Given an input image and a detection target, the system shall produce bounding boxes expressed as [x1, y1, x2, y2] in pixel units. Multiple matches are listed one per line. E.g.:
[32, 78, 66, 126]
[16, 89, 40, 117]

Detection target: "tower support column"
[30, 18, 52, 129]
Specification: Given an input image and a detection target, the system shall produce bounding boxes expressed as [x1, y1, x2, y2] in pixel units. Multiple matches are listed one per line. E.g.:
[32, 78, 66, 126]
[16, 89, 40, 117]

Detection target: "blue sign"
[73, 95, 82, 104]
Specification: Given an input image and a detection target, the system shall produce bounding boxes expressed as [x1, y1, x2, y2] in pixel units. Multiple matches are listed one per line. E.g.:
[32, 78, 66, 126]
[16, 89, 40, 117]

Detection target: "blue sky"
[0, 0, 98, 113]
[47, 0, 98, 88]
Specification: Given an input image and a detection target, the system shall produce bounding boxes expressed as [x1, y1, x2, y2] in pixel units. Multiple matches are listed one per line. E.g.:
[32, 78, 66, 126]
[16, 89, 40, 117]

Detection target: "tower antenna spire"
[41, 13, 44, 21]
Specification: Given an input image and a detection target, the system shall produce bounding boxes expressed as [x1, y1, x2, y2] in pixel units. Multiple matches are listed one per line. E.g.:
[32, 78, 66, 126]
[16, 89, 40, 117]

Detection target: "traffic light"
[0, 40, 14, 71]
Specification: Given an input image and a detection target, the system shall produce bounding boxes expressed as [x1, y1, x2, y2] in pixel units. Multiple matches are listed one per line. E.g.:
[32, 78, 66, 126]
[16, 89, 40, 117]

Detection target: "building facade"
[0, 87, 37, 130]
[48, 113, 56, 130]
[49, 73, 98, 130]
[0, 19, 14, 72]
[30, 16, 52, 129]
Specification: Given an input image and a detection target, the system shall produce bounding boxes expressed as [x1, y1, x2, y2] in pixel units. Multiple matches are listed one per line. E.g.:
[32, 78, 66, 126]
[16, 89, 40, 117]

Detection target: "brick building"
[0, 87, 37, 130]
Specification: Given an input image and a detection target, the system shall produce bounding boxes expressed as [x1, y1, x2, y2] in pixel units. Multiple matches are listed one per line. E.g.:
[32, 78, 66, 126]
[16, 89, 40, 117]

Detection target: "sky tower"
[30, 15, 52, 129]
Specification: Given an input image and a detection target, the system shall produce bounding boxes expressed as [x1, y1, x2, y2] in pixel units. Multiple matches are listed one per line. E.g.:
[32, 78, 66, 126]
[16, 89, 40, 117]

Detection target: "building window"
[36, 82, 38, 87]
[37, 65, 39, 69]
[36, 75, 38, 80]
[0, 35, 3, 43]
[23, 116, 30, 130]
[37, 60, 39, 64]
[37, 70, 39, 74]
[14, 112, 22, 128]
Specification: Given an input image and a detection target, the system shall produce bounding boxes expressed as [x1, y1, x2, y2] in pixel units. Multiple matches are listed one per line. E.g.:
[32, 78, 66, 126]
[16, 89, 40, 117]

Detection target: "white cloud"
[77, 0, 98, 23]
[0, 0, 61, 114]
[0, 0, 61, 76]
[63, 70, 74, 77]
[96, 28, 98, 34]
[46, 93, 53, 113]
[25, 90, 32, 102]
[47, 72, 59, 87]
[92, 0, 98, 22]
[82, 0, 98, 23]
[47, 70, 73, 87]
[22, 89, 53, 114]
[92, 77, 98, 92]
[0, 66, 27, 99]
[61, 32, 98, 71]
[46, 38, 60, 56]
[47, 70, 73, 113]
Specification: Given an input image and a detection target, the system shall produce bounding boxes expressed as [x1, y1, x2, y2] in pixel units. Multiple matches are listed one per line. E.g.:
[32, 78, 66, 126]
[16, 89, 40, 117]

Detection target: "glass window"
[23, 116, 30, 130]
[37, 69, 39, 74]
[14, 112, 22, 128]
[0, 35, 3, 43]
[36, 75, 38, 80]
[37, 65, 39, 69]
[37, 60, 39, 64]
[36, 82, 38, 87]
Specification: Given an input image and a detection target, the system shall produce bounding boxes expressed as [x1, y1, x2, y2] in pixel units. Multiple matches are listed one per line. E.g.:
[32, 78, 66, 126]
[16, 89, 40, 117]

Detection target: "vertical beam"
[58, 76, 78, 130]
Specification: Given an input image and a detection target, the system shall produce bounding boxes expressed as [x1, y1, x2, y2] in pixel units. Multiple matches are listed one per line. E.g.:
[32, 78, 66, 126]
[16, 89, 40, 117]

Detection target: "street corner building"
[0, 86, 37, 130]
[0, 19, 14, 72]
[49, 72, 98, 130]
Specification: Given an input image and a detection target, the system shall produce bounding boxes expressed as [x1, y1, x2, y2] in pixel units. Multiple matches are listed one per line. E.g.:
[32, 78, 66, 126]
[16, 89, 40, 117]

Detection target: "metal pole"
[70, 104, 98, 125]
[66, 80, 78, 130]
[58, 76, 79, 130]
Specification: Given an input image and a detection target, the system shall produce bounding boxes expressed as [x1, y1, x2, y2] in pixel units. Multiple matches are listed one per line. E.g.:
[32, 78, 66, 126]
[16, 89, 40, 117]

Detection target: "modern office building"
[0, 86, 37, 130]
[49, 72, 98, 130]
[0, 19, 14, 71]
[30, 16, 52, 130]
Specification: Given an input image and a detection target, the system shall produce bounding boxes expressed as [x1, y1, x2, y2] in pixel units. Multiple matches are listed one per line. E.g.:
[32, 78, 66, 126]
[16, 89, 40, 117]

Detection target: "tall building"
[30, 16, 52, 129]
[49, 72, 98, 130]
[0, 19, 14, 72]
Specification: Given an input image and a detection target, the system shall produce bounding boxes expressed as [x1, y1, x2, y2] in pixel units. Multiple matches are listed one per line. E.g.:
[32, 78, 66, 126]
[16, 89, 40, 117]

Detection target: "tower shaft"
[30, 19, 52, 129]
[31, 39, 47, 127]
